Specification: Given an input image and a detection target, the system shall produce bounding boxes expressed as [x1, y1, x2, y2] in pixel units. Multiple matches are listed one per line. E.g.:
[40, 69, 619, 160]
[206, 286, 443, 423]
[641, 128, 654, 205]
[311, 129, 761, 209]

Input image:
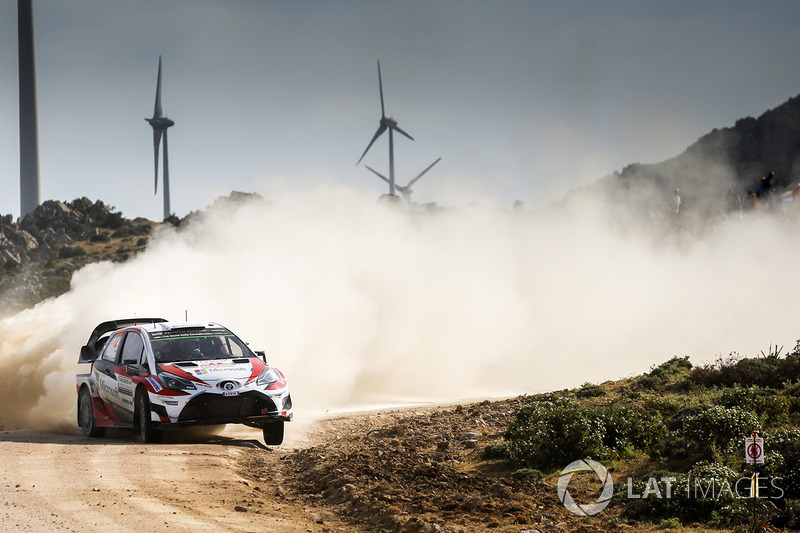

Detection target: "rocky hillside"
[595, 93, 800, 227]
[0, 198, 156, 312]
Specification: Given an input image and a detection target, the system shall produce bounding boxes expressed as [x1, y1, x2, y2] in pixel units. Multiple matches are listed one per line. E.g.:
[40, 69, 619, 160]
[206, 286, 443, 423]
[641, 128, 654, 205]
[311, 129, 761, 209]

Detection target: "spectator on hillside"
[756, 171, 776, 206]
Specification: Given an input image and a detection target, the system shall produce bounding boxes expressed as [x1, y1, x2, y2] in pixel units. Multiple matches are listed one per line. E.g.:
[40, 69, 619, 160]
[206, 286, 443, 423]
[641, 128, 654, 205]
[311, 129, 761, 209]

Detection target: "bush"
[57, 245, 86, 258]
[764, 429, 800, 499]
[511, 468, 544, 482]
[659, 517, 681, 529]
[786, 499, 800, 528]
[634, 356, 693, 390]
[505, 394, 669, 469]
[718, 385, 789, 426]
[599, 406, 666, 454]
[505, 395, 605, 470]
[680, 406, 759, 458]
[575, 382, 606, 398]
[482, 442, 510, 460]
[626, 462, 747, 526]
[689, 352, 800, 389]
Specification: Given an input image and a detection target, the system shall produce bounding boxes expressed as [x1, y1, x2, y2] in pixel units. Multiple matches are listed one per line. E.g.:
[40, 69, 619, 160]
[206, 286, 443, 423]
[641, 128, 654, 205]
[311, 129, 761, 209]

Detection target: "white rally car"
[76, 319, 292, 445]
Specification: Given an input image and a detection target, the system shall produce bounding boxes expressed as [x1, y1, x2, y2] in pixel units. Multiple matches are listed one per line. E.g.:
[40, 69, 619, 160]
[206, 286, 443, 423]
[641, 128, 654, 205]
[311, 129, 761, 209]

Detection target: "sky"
[2, 1, 800, 221]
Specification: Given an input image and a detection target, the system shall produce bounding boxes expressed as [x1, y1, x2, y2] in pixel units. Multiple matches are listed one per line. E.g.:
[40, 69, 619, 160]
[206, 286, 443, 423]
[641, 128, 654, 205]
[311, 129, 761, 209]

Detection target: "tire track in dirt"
[0, 427, 348, 532]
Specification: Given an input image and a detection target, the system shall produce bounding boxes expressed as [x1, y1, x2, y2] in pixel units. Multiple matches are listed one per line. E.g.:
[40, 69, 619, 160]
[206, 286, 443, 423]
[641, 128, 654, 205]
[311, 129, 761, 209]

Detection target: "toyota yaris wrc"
[76, 318, 292, 445]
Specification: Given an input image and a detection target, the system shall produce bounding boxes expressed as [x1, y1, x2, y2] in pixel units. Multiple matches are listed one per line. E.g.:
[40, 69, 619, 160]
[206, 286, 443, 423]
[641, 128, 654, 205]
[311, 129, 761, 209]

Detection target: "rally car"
[76, 318, 292, 445]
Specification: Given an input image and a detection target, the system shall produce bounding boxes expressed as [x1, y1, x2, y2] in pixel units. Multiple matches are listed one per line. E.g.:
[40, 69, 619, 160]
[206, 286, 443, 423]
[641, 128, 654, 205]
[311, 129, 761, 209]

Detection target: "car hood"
[157, 357, 266, 385]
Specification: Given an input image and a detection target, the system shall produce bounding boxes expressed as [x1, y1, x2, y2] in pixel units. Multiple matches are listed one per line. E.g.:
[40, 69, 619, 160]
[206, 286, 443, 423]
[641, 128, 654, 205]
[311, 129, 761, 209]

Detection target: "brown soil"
[240, 398, 632, 533]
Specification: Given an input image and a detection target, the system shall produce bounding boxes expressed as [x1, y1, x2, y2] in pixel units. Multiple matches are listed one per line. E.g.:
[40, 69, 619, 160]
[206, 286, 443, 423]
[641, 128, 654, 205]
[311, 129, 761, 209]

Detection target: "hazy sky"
[2, 1, 799, 220]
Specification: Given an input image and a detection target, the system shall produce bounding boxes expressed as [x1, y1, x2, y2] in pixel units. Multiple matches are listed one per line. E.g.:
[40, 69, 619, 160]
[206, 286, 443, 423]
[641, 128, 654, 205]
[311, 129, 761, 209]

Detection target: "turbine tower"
[145, 56, 175, 221]
[356, 61, 414, 196]
[18, 0, 41, 218]
[366, 157, 441, 201]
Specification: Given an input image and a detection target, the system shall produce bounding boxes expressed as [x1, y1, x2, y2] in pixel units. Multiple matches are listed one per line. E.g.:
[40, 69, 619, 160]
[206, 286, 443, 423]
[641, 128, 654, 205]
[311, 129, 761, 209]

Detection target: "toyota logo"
[221, 381, 237, 391]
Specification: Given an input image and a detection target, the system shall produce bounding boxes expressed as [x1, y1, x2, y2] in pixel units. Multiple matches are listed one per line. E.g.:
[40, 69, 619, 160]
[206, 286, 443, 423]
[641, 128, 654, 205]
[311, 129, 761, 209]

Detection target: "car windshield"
[148, 327, 254, 363]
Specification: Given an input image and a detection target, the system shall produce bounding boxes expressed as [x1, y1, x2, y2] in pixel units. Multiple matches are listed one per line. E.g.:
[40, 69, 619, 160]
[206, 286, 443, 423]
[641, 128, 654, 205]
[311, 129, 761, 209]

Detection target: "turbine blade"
[365, 165, 390, 184]
[377, 60, 385, 119]
[152, 129, 163, 193]
[162, 129, 170, 219]
[356, 125, 387, 165]
[407, 157, 441, 187]
[154, 56, 164, 118]
[390, 123, 414, 142]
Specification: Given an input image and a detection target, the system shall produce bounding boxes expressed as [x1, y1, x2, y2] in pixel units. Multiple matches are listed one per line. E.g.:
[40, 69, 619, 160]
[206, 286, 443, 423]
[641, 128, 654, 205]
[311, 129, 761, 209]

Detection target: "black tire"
[136, 391, 161, 444]
[262, 421, 284, 446]
[78, 387, 105, 438]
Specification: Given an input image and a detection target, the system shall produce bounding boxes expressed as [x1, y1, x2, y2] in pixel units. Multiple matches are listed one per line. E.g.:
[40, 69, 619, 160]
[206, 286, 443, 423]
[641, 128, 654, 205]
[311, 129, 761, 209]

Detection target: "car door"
[114, 331, 147, 420]
[92, 330, 128, 422]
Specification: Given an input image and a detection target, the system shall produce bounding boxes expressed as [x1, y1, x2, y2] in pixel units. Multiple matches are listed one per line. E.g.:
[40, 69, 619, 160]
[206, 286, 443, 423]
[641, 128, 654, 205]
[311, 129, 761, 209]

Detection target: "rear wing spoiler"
[78, 317, 167, 363]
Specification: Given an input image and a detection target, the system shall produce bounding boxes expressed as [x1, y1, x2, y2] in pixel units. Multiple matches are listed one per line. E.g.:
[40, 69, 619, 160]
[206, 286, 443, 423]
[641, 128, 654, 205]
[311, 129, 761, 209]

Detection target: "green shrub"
[680, 406, 759, 458]
[57, 245, 87, 258]
[626, 462, 746, 526]
[505, 395, 605, 470]
[511, 468, 544, 482]
[658, 517, 681, 529]
[482, 442, 510, 460]
[643, 396, 685, 419]
[635, 356, 693, 390]
[575, 382, 606, 398]
[718, 385, 789, 426]
[102, 211, 125, 229]
[786, 499, 800, 528]
[599, 406, 666, 454]
[764, 429, 800, 499]
[689, 352, 800, 389]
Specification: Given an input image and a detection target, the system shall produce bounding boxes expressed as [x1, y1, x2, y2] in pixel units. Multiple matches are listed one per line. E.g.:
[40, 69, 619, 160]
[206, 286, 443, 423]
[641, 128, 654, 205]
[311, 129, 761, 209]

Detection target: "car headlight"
[157, 371, 196, 391]
[256, 367, 280, 388]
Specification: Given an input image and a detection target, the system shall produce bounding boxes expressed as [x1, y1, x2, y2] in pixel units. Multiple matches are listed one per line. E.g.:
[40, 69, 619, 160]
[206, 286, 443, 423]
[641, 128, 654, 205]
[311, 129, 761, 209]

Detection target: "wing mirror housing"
[78, 345, 96, 363]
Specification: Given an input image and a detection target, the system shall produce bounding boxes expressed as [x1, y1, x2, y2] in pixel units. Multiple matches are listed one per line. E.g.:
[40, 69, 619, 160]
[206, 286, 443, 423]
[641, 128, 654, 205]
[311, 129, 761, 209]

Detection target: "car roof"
[138, 321, 226, 333]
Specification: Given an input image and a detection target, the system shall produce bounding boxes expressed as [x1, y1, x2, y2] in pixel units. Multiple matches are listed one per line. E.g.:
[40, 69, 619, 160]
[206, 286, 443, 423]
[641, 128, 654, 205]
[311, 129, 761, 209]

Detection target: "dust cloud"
[1, 183, 798, 431]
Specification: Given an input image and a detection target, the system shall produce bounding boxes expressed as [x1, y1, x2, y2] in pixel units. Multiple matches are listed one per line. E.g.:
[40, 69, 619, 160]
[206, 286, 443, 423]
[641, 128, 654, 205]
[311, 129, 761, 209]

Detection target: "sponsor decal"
[195, 365, 249, 374]
[116, 375, 134, 397]
[99, 378, 121, 401]
[145, 377, 163, 393]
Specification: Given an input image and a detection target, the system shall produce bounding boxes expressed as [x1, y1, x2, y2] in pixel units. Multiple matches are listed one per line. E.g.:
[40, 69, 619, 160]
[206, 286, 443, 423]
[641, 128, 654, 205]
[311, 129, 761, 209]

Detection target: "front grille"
[178, 392, 277, 422]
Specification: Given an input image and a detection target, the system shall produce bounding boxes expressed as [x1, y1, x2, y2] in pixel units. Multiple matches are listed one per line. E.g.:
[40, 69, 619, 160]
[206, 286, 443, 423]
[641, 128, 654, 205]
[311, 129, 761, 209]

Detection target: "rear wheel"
[262, 420, 284, 446]
[78, 387, 105, 438]
[135, 391, 161, 443]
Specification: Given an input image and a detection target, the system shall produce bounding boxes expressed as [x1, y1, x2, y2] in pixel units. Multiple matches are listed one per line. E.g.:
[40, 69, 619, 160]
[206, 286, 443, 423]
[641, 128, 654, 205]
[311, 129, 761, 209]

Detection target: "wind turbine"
[18, 0, 41, 217]
[366, 157, 441, 201]
[145, 56, 175, 221]
[356, 61, 414, 196]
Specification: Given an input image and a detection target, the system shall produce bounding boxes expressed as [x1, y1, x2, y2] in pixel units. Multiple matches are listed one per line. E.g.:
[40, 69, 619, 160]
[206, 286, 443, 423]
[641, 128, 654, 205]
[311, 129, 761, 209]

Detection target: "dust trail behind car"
[1, 185, 800, 432]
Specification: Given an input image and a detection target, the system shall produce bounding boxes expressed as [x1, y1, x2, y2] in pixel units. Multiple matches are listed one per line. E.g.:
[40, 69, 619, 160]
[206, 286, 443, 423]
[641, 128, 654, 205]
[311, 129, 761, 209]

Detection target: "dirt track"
[0, 425, 361, 533]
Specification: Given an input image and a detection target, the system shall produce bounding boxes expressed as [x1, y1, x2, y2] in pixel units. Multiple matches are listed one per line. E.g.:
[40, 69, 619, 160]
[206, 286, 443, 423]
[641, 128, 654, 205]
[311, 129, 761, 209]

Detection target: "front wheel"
[78, 387, 105, 438]
[136, 392, 161, 444]
[262, 421, 284, 446]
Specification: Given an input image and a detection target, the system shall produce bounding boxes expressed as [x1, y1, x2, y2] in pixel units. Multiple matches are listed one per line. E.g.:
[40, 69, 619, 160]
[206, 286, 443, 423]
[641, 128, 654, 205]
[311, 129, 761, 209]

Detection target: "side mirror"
[254, 350, 267, 362]
[122, 358, 137, 365]
[79, 345, 96, 363]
